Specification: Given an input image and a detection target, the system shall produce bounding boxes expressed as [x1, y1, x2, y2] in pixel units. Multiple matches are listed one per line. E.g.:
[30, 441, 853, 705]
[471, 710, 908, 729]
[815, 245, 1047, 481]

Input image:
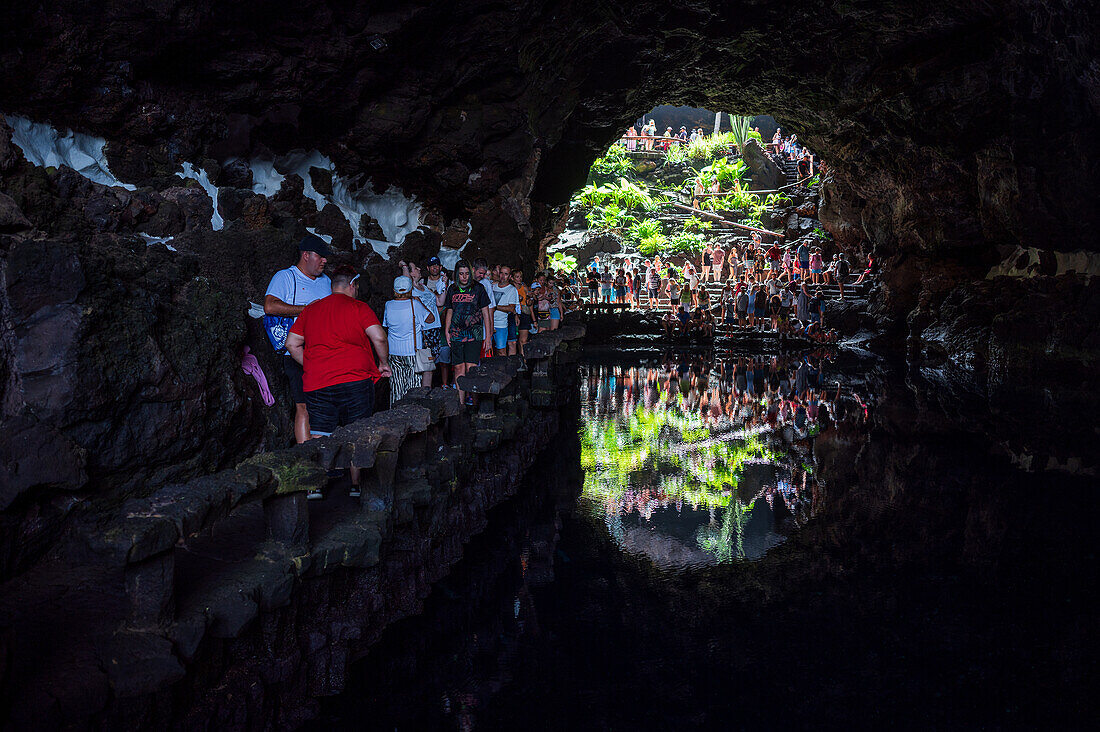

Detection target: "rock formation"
[1, 0, 1098, 570]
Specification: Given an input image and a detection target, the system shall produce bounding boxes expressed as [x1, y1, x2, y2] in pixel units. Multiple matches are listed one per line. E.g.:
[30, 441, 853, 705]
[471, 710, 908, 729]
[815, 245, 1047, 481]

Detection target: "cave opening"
[549, 103, 846, 331]
[1, 1, 1099, 727]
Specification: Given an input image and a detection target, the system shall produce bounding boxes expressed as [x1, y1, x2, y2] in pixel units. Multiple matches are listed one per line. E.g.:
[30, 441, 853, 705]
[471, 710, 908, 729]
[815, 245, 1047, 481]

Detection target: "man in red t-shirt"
[286, 265, 390, 437]
[766, 242, 782, 271]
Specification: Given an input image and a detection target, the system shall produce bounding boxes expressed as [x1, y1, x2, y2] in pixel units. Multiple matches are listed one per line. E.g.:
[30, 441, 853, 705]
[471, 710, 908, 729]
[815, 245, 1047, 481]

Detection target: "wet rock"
[0, 117, 20, 172]
[0, 416, 87, 510]
[359, 214, 385, 240]
[216, 186, 248, 223]
[742, 140, 784, 191]
[308, 166, 333, 196]
[160, 186, 214, 232]
[0, 192, 32, 231]
[219, 158, 254, 189]
[314, 202, 353, 251]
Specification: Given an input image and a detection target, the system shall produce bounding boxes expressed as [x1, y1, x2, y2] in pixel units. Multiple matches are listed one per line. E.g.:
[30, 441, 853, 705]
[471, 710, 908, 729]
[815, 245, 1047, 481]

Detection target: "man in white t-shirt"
[491, 264, 519, 357]
[473, 257, 496, 323]
[264, 234, 333, 443]
[422, 255, 452, 382]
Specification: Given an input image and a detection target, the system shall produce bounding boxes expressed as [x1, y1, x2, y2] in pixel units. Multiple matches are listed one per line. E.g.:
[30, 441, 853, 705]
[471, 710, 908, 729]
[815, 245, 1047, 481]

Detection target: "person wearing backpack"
[263, 234, 334, 443]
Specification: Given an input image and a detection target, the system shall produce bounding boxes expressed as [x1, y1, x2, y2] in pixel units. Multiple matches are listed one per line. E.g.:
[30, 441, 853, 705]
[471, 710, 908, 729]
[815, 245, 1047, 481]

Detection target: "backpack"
[837, 259, 850, 278]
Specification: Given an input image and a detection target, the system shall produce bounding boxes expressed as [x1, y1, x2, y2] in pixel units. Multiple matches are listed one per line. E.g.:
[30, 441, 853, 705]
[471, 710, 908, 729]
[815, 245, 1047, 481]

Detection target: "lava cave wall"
[1, 1, 1098, 570]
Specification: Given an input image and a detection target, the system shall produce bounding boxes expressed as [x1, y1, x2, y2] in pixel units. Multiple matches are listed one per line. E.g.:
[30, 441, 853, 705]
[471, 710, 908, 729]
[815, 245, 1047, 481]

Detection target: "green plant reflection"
[580, 362, 825, 566]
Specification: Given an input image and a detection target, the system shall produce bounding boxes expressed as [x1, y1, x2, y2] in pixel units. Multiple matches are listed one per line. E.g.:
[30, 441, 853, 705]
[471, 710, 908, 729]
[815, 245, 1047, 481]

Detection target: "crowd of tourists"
[618, 120, 818, 178]
[768, 128, 817, 178]
[579, 237, 874, 341]
[620, 120, 716, 151]
[262, 234, 575, 471]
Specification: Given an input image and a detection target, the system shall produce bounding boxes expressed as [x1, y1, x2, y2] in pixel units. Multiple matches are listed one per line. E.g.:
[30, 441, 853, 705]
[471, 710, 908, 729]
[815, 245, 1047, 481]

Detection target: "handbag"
[410, 298, 435, 373]
[262, 272, 297, 353]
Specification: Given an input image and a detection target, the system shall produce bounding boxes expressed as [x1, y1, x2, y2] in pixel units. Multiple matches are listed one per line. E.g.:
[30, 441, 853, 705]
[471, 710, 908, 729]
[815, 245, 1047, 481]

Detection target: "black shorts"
[305, 378, 375, 436]
[283, 355, 305, 404]
[519, 312, 533, 330]
[452, 339, 482, 366]
[670, 297, 680, 306]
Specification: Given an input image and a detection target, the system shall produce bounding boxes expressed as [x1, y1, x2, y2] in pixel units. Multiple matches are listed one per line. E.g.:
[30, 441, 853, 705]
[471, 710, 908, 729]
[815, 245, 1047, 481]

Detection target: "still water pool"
[312, 348, 1092, 731]
[579, 356, 830, 566]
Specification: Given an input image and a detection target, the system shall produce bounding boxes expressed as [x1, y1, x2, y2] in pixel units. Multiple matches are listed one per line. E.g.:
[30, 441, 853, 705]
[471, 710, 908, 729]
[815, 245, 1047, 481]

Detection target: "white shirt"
[479, 277, 497, 307]
[491, 283, 519, 329]
[383, 298, 431, 357]
[426, 275, 448, 299]
[264, 266, 332, 326]
[413, 285, 441, 330]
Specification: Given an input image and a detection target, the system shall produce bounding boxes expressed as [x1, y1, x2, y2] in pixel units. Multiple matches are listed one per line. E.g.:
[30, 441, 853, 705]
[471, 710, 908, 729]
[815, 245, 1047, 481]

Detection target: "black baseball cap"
[298, 233, 331, 257]
[427, 256, 441, 266]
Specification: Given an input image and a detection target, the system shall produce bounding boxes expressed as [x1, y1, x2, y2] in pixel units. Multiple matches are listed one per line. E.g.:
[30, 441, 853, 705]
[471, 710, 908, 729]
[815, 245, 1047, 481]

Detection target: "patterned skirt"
[388, 354, 418, 406]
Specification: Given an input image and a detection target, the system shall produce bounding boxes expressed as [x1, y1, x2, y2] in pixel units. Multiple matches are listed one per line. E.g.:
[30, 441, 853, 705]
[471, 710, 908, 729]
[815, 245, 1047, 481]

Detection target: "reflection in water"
[314, 349, 1095, 731]
[581, 352, 835, 566]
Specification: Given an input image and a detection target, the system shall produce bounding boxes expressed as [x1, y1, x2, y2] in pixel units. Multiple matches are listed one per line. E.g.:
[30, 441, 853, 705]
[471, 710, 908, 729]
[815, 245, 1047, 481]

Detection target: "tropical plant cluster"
[568, 125, 794, 260]
[589, 144, 635, 180]
[665, 131, 736, 165]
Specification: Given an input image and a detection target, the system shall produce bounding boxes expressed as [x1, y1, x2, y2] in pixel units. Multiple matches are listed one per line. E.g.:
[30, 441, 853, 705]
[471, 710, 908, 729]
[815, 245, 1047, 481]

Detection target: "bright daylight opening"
[550, 105, 865, 346]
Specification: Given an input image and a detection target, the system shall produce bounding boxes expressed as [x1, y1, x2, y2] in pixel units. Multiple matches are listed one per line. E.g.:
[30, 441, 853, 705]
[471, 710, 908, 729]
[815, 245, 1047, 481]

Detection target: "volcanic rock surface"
[1, 1, 1098, 571]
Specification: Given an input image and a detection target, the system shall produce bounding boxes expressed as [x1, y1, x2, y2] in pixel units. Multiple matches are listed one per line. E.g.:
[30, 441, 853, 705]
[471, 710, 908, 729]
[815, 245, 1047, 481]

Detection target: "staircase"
[778, 156, 801, 186]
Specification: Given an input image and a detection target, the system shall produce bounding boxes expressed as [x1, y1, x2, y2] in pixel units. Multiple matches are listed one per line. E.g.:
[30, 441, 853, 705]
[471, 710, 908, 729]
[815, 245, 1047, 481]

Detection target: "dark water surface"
[312, 348, 1096, 730]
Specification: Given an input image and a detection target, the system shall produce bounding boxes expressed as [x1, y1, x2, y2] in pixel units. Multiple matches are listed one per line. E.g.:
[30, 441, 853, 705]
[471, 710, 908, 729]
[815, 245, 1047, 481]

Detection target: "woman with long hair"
[443, 259, 492, 403]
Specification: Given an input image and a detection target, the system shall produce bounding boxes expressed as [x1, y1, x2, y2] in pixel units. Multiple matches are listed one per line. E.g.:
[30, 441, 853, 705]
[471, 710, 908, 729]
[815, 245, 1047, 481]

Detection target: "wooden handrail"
[665, 201, 784, 239]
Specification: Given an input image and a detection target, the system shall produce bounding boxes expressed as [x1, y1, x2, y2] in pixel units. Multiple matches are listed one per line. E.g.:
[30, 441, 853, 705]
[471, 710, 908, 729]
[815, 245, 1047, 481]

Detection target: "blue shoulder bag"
[263, 274, 297, 353]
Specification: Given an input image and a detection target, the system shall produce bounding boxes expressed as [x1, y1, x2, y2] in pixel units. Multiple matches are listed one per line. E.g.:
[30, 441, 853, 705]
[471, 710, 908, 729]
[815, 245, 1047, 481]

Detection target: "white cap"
[393, 276, 413, 294]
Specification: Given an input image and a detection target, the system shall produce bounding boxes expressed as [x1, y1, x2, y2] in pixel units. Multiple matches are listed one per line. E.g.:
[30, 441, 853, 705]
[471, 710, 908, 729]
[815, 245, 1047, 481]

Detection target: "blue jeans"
[493, 327, 509, 349]
[305, 379, 375, 436]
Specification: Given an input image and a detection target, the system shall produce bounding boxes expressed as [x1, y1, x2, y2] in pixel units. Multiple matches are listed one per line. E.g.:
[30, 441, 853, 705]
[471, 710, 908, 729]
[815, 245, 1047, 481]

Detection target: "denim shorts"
[507, 321, 518, 342]
[305, 379, 375, 436]
[549, 308, 561, 320]
[493, 327, 509, 349]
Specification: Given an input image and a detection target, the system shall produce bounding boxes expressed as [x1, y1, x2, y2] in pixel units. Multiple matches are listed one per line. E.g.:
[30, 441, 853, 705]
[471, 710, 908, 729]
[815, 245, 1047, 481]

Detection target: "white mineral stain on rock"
[176, 162, 224, 231]
[138, 232, 177, 251]
[240, 151, 423, 258]
[4, 114, 136, 190]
